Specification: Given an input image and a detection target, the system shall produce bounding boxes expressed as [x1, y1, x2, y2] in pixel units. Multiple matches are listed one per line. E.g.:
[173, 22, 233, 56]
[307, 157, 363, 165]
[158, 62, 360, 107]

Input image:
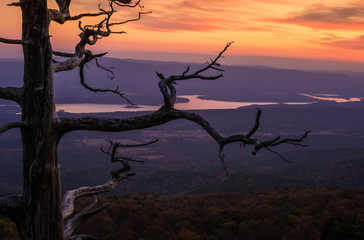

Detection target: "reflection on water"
[56, 103, 159, 113]
[56, 95, 280, 113]
[175, 95, 278, 110]
[283, 102, 314, 105]
[53, 93, 364, 114]
[300, 93, 362, 103]
[316, 94, 340, 97]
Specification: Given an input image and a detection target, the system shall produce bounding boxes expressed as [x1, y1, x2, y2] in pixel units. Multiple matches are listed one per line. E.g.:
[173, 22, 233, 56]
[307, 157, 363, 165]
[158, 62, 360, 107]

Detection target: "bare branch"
[270, 130, 311, 147]
[219, 145, 228, 174]
[0, 122, 24, 135]
[108, 11, 151, 28]
[53, 51, 75, 58]
[52, 0, 142, 72]
[62, 137, 151, 237]
[265, 147, 293, 163]
[50, 0, 108, 24]
[0, 37, 29, 45]
[94, 58, 114, 80]
[111, 139, 159, 149]
[62, 168, 133, 220]
[0, 86, 23, 105]
[8, 2, 22, 7]
[246, 108, 262, 138]
[53, 55, 84, 73]
[64, 196, 107, 239]
[156, 42, 233, 107]
[53, 51, 107, 59]
[56, 42, 308, 174]
[101, 139, 158, 173]
[69, 234, 99, 240]
[55, 0, 71, 16]
[62, 138, 157, 227]
[52, 5, 114, 73]
[68, 12, 106, 21]
[112, 0, 142, 8]
[79, 52, 134, 105]
[59, 107, 309, 173]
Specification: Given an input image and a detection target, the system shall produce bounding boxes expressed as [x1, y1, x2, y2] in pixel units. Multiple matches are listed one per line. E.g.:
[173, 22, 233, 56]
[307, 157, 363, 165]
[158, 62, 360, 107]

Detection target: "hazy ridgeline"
[0, 58, 364, 196]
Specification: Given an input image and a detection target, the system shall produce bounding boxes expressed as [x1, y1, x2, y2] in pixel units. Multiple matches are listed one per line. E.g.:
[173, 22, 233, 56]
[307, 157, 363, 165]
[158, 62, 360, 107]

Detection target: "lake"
[53, 94, 362, 113]
[56, 95, 300, 113]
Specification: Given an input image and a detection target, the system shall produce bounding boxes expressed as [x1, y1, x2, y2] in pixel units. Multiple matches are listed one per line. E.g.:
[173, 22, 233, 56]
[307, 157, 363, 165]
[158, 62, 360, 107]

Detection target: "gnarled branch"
[108, 11, 151, 28]
[64, 196, 107, 239]
[57, 42, 309, 173]
[112, 0, 142, 8]
[79, 51, 134, 105]
[156, 42, 233, 108]
[68, 234, 99, 240]
[0, 37, 29, 45]
[59, 108, 309, 174]
[0, 86, 23, 105]
[0, 122, 25, 135]
[53, 1, 148, 72]
[101, 139, 158, 164]
[62, 166, 133, 220]
[50, 0, 107, 24]
[62, 139, 153, 236]
[246, 108, 262, 138]
[49, 9, 108, 25]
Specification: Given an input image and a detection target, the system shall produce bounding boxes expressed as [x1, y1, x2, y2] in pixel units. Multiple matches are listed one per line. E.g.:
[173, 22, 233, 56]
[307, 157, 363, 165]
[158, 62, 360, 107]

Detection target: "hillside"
[1, 58, 364, 105]
[0, 58, 364, 196]
[3, 188, 364, 240]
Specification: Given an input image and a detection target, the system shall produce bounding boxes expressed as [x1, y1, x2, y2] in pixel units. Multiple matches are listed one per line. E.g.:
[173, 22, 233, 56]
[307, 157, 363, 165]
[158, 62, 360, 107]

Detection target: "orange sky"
[1, 0, 364, 63]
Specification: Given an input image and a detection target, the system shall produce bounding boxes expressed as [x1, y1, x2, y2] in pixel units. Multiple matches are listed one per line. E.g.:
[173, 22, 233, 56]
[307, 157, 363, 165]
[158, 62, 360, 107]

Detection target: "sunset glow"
[1, 0, 364, 63]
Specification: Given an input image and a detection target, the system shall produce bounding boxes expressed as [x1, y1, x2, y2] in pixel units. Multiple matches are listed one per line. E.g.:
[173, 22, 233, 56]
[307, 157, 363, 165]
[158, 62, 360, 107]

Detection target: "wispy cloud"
[273, 2, 364, 30]
[69, 0, 294, 33]
[132, 0, 258, 32]
[317, 34, 364, 50]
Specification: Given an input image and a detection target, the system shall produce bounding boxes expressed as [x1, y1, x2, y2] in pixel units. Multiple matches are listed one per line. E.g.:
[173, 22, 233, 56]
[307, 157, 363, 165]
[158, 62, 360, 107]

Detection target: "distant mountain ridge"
[106, 50, 364, 72]
[0, 57, 363, 106]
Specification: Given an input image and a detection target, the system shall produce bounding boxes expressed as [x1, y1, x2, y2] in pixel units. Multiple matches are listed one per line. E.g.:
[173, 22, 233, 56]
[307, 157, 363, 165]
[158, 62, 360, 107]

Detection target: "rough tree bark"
[0, 0, 309, 239]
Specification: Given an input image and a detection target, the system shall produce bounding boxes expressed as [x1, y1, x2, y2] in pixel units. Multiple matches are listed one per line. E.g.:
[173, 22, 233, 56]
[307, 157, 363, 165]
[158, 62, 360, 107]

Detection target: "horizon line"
[1, 51, 364, 73]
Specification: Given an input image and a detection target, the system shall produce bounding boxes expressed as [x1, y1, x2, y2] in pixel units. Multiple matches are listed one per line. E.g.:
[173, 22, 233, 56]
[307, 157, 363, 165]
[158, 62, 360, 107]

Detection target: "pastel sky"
[1, 0, 364, 64]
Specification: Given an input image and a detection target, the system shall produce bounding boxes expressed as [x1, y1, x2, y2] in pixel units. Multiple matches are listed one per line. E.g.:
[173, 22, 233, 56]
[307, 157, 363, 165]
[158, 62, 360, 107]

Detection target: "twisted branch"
[0, 37, 29, 45]
[156, 42, 233, 108]
[0, 122, 25, 135]
[52, 1, 147, 104]
[62, 172, 129, 220]
[61, 138, 153, 219]
[64, 196, 107, 239]
[79, 51, 134, 105]
[62, 139, 154, 237]
[59, 108, 309, 174]
[58, 43, 310, 174]
[52, 2, 130, 72]
[68, 234, 99, 240]
[0, 86, 23, 105]
[112, 0, 142, 8]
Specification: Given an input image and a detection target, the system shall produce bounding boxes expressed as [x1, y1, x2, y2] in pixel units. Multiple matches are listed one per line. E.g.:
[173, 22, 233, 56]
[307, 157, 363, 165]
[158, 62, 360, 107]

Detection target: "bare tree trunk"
[21, 0, 64, 239]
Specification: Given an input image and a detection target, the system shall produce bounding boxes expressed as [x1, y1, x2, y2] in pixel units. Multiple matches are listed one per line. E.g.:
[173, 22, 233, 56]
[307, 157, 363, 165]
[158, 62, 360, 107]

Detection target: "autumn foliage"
[3, 188, 362, 240]
[2, 189, 364, 239]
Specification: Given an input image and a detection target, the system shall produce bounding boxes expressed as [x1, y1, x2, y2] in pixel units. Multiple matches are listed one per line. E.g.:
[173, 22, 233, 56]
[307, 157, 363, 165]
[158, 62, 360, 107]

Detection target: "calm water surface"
[56, 95, 279, 113]
[55, 94, 363, 114]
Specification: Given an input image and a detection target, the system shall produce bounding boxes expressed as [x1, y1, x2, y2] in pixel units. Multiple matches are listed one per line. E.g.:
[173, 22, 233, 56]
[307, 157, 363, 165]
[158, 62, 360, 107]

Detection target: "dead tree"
[0, 0, 309, 239]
